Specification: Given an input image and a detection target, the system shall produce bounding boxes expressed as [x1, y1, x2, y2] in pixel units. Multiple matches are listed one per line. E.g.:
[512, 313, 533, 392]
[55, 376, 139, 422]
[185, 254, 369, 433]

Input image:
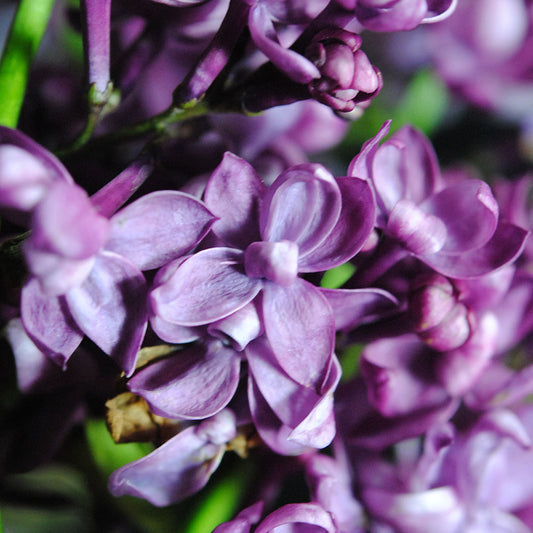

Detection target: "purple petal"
[260, 164, 341, 258]
[255, 503, 337, 533]
[247, 376, 313, 456]
[65, 251, 148, 376]
[249, 4, 320, 84]
[150, 248, 262, 326]
[421, 180, 499, 253]
[387, 199, 448, 255]
[109, 423, 228, 506]
[424, 0, 458, 22]
[107, 191, 215, 271]
[204, 152, 266, 248]
[28, 181, 110, 259]
[0, 126, 73, 184]
[355, 0, 428, 31]
[0, 145, 53, 212]
[262, 279, 335, 390]
[421, 221, 528, 278]
[246, 337, 338, 449]
[150, 313, 201, 344]
[213, 502, 264, 533]
[298, 176, 376, 271]
[320, 287, 398, 331]
[20, 278, 83, 368]
[129, 340, 241, 419]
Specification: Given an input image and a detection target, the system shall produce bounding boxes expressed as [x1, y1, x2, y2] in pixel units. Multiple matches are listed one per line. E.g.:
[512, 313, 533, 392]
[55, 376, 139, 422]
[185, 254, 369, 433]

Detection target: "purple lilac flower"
[348, 121, 528, 284]
[2, 131, 215, 375]
[150, 151, 376, 392]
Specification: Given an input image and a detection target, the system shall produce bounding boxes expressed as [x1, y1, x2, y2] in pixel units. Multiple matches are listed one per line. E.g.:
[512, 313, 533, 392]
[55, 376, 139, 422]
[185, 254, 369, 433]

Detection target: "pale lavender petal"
[23, 243, 95, 296]
[249, 4, 320, 84]
[29, 180, 110, 259]
[424, 0, 457, 22]
[129, 340, 241, 419]
[107, 191, 215, 271]
[260, 164, 341, 257]
[371, 140, 406, 213]
[65, 251, 148, 376]
[150, 248, 262, 326]
[0, 126, 72, 184]
[255, 503, 337, 533]
[204, 152, 266, 249]
[248, 377, 311, 456]
[244, 240, 299, 286]
[320, 287, 398, 331]
[150, 313, 201, 344]
[109, 427, 224, 506]
[387, 199, 447, 255]
[5, 318, 63, 393]
[298, 176, 376, 271]
[362, 487, 464, 533]
[356, 0, 428, 31]
[262, 279, 335, 390]
[20, 278, 83, 368]
[0, 145, 53, 211]
[421, 180, 499, 253]
[247, 337, 338, 448]
[421, 221, 528, 278]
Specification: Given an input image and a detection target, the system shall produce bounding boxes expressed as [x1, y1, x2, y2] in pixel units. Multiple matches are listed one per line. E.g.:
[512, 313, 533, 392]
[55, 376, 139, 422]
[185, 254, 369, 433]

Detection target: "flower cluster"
[4, 0, 533, 532]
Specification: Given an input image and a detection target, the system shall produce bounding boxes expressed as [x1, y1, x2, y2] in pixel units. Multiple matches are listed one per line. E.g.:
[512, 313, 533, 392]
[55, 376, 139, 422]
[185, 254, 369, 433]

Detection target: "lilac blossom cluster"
[4, 0, 533, 532]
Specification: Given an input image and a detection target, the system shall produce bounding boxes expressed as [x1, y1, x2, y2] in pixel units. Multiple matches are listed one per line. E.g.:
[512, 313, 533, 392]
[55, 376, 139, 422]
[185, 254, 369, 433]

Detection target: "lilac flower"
[151, 152, 376, 391]
[348, 121, 528, 283]
[7, 134, 215, 375]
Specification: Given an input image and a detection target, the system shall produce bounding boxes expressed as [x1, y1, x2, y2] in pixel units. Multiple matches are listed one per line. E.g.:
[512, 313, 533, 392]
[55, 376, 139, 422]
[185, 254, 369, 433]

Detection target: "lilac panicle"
[109, 409, 237, 506]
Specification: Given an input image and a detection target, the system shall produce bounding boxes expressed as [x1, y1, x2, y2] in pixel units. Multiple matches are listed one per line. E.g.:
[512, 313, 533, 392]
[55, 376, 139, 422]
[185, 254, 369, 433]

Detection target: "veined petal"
[421, 221, 528, 278]
[262, 279, 335, 390]
[261, 164, 341, 257]
[421, 180, 499, 253]
[129, 340, 240, 419]
[150, 313, 201, 344]
[299, 176, 376, 271]
[150, 248, 262, 326]
[65, 251, 148, 376]
[249, 4, 320, 84]
[204, 152, 266, 249]
[107, 191, 215, 271]
[109, 426, 225, 506]
[20, 278, 83, 368]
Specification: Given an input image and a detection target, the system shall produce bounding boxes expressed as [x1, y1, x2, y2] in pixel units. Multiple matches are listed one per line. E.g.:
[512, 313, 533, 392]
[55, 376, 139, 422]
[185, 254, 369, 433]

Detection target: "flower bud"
[305, 28, 382, 112]
[409, 273, 474, 351]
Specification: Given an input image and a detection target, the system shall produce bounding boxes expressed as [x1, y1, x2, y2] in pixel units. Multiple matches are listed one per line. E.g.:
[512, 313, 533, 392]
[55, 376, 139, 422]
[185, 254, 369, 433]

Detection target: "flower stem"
[0, 0, 55, 127]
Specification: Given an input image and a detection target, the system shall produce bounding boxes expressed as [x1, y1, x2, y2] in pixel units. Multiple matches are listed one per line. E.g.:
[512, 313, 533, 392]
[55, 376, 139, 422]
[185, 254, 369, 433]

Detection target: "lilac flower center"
[244, 240, 299, 287]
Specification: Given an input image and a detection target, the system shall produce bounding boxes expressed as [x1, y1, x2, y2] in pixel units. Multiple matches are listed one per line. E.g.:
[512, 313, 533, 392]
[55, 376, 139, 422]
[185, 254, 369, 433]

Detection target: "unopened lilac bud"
[305, 28, 382, 112]
[409, 274, 474, 352]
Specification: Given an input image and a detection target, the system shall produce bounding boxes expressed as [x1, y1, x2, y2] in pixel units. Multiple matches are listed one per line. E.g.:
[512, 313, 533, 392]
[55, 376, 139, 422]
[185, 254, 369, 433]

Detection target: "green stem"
[0, 0, 55, 127]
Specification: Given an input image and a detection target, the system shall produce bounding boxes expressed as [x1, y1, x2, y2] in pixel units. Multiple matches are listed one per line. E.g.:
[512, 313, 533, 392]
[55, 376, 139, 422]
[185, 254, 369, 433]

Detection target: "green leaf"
[340, 343, 364, 382]
[320, 262, 356, 289]
[393, 68, 449, 135]
[0, 0, 55, 127]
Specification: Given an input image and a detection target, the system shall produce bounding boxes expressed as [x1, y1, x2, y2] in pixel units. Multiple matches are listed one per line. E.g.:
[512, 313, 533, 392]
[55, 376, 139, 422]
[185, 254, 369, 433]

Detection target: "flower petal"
[129, 340, 241, 419]
[299, 176, 376, 271]
[20, 278, 83, 368]
[65, 251, 148, 376]
[150, 248, 262, 326]
[255, 503, 337, 533]
[263, 279, 335, 390]
[204, 152, 266, 248]
[261, 164, 341, 258]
